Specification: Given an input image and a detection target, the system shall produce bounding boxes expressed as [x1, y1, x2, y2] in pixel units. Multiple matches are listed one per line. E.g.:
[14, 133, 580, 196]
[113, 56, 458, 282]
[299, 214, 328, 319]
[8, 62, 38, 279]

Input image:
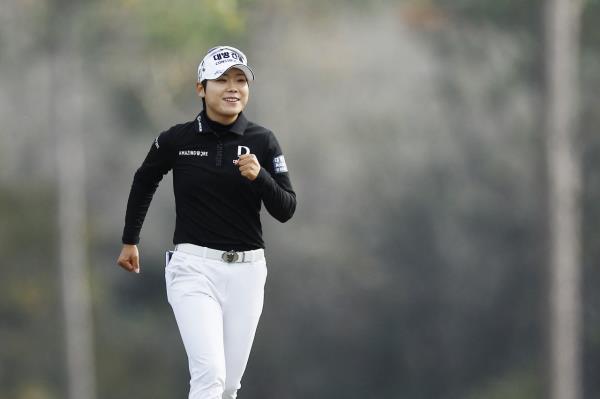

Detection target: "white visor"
[197, 46, 255, 82]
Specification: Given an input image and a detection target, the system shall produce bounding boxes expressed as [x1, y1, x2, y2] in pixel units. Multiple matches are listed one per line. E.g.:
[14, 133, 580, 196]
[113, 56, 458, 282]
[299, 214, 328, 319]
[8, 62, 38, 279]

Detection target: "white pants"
[165, 245, 267, 399]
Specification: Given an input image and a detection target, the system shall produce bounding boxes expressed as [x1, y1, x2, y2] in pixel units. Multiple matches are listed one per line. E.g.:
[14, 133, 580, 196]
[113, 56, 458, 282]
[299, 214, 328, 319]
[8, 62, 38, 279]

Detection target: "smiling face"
[196, 68, 250, 125]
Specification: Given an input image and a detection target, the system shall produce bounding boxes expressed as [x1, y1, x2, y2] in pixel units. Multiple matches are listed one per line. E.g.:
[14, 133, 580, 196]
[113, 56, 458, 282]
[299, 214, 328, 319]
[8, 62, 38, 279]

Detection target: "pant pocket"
[165, 251, 188, 304]
[164, 269, 177, 304]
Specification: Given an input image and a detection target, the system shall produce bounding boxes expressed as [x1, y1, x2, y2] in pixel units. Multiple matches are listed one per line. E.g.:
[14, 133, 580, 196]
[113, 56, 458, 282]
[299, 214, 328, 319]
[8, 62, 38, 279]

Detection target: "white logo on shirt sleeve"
[154, 137, 160, 149]
[273, 155, 288, 173]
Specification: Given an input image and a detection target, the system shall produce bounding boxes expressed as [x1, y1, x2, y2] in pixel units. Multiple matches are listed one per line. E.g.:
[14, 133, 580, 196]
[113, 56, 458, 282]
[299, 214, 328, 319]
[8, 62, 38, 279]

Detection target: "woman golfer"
[117, 45, 296, 399]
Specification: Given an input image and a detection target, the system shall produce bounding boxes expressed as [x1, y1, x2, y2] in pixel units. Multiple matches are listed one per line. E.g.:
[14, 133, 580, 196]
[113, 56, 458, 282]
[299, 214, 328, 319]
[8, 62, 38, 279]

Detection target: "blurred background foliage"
[1, 0, 599, 398]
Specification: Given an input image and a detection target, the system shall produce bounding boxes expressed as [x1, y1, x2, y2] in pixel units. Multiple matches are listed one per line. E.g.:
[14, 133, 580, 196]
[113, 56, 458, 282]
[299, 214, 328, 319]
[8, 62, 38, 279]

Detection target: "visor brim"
[213, 64, 255, 82]
[227, 64, 254, 82]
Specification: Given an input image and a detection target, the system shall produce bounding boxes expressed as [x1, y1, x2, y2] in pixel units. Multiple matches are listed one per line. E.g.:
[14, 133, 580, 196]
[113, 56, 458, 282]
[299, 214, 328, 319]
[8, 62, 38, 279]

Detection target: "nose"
[226, 81, 238, 92]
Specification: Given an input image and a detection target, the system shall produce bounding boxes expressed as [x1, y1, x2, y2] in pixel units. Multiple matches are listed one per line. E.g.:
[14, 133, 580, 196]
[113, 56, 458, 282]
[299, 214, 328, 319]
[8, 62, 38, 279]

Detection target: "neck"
[205, 108, 239, 125]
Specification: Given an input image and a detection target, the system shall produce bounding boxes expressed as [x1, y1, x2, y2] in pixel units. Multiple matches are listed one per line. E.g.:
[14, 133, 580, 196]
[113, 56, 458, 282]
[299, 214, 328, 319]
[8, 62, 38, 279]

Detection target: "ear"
[196, 82, 205, 97]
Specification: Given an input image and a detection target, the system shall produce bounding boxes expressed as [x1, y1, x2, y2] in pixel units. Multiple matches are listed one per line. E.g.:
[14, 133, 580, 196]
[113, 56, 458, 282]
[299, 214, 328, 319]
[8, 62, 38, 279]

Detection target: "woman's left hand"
[237, 153, 261, 181]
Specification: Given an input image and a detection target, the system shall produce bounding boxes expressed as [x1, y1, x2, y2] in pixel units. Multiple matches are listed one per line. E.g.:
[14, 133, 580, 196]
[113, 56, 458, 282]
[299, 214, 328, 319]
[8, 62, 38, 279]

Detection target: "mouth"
[223, 97, 240, 103]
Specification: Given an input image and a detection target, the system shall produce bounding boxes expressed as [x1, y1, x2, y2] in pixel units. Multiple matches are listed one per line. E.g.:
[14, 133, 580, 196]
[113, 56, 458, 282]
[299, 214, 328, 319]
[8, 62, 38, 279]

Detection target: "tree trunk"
[51, 12, 97, 399]
[544, 0, 584, 399]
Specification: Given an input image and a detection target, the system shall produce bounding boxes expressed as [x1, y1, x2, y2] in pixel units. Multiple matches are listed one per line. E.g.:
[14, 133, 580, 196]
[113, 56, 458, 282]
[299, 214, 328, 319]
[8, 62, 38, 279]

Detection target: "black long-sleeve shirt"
[122, 111, 296, 251]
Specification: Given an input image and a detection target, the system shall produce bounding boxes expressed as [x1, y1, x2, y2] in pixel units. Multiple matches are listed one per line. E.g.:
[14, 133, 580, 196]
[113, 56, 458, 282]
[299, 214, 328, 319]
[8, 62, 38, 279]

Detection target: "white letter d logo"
[237, 146, 250, 156]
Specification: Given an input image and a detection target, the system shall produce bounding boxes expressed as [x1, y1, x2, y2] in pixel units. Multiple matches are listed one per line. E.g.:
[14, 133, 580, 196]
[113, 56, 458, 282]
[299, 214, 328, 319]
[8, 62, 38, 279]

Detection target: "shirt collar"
[197, 111, 248, 136]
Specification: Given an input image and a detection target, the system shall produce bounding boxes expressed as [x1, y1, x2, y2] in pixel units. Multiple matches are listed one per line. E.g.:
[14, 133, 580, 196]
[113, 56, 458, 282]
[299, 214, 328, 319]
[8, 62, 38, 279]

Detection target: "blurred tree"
[544, 0, 584, 399]
[3, 1, 600, 398]
[0, 187, 61, 399]
[124, 0, 247, 53]
[45, 2, 96, 399]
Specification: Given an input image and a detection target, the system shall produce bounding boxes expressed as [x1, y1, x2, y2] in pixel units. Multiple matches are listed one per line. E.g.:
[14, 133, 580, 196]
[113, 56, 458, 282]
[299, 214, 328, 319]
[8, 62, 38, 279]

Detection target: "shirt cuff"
[251, 167, 271, 191]
[122, 233, 140, 245]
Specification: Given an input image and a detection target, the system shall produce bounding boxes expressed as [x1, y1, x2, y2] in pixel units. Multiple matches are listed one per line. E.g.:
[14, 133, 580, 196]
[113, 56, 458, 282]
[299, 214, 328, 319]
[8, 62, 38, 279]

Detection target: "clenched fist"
[236, 153, 261, 181]
[117, 244, 140, 274]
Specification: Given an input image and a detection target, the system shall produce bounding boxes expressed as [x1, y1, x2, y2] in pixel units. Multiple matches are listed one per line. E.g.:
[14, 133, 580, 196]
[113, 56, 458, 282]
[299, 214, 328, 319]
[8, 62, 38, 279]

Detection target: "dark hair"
[201, 80, 207, 110]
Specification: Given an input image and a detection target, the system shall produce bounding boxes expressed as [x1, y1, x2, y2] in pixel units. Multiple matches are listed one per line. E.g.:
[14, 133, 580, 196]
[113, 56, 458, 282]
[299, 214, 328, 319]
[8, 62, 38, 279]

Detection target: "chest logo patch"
[237, 146, 251, 156]
[179, 150, 208, 157]
[273, 155, 288, 173]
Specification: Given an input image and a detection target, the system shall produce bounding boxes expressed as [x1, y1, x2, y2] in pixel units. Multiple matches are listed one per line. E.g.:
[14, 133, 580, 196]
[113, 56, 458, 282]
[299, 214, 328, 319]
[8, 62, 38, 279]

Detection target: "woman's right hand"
[117, 244, 140, 274]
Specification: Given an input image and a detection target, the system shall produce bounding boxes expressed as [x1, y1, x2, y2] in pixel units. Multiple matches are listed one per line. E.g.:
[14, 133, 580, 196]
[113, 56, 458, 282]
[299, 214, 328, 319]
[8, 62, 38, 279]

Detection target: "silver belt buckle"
[222, 250, 239, 263]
